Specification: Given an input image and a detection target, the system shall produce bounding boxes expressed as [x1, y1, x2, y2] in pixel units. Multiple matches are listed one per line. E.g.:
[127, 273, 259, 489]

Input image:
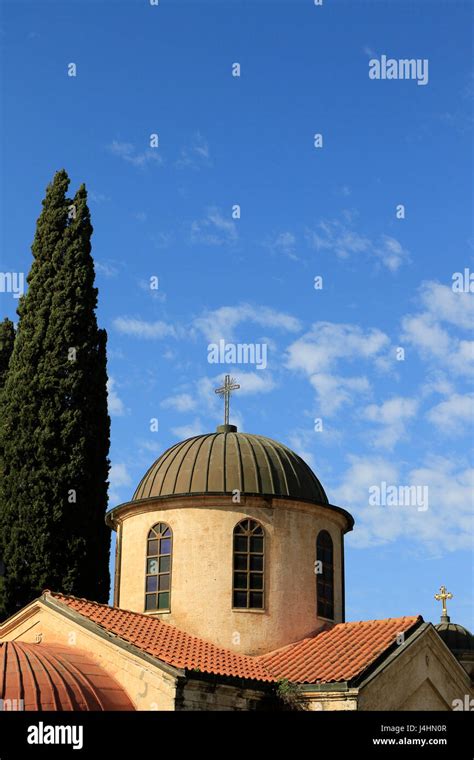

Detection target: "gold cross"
[434, 585, 453, 618]
[215, 375, 240, 426]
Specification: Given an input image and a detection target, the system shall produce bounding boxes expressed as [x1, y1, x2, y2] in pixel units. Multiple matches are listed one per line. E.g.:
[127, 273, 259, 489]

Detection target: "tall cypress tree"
[0, 318, 15, 589]
[45, 183, 111, 601]
[0, 171, 110, 619]
[0, 319, 15, 388]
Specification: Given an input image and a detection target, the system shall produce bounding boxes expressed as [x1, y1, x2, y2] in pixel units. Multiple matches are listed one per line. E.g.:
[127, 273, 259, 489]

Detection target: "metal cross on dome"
[215, 374, 240, 426]
[434, 585, 453, 619]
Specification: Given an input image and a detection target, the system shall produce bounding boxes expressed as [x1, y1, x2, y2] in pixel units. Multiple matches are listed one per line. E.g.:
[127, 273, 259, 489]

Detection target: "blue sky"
[1, 0, 472, 629]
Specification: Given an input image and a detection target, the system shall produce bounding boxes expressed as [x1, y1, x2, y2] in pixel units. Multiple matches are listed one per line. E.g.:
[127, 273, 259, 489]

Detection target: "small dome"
[133, 429, 329, 504]
[0, 641, 134, 710]
[435, 622, 474, 653]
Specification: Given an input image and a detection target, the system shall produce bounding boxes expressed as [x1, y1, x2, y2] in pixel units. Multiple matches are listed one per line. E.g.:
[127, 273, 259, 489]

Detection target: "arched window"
[145, 523, 172, 612]
[233, 519, 265, 609]
[316, 530, 334, 619]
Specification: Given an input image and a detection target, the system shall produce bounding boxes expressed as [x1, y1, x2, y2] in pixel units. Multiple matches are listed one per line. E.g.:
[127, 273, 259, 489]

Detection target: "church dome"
[132, 425, 329, 504]
[0, 641, 134, 710]
[434, 622, 474, 654]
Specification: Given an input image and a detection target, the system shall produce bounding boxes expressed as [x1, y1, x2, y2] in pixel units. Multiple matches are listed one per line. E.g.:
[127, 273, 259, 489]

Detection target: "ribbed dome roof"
[435, 622, 474, 653]
[0, 642, 134, 710]
[133, 427, 329, 504]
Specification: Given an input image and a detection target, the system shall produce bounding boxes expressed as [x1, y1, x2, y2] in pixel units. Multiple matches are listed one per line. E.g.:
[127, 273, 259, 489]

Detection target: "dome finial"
[434, 584, 453, 623]
[215, 374, 240, 427]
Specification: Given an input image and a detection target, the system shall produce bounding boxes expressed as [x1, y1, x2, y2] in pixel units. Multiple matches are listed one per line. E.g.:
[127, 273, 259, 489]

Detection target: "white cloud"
[161, 393, 197, 412]
[194, 304, 301, 343]
[306, 217, 409, 271]
[171, 418, 205, 439]
[107, 377, 126, 416]
[108, 462, 132, 504]
[161, 372, 274, 434]
[265, 231, 298, 261]
[95, 260, 121, 278]
[427, 393, 474, 435]
[137, 438, 164, 456]
[113, 317, 180, 339]
[137, 279, 167, 302]
[190, 207, 237, 246]
[363, 396, 419, 449]
[288, 431, 317, 472]
[108, 140, 163, 168]
[307, 221, 370, 259]
[114, 304, 300, 346]
[332, 454, 474, 552]
[110, 462, 132, 487]
[286, 322, 389, 375]
[401, 281, 474, 376]
[401, 313, 451, 358]
[176, 132, 211, 168]
[230, 371, 276, 395]
[310, 373, 370, 416]
[332, 454, 399, 511]
[374, 235, 409, 272]
[286, 322, 390, 416]
[420, 372, 455, 399]
[407, 458, 474, 547]
[419, 281, 474, 330]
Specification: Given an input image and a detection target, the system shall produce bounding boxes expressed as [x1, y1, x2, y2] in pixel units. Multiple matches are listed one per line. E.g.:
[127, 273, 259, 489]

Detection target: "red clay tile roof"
[0, 641, 134, 710]
[43, 592, 421, 686]
[260, 616, 422, 683]
[46, 592, 273, 682]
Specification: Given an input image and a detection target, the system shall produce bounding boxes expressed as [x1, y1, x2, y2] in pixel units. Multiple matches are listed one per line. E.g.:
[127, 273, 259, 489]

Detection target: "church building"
[1, 380, 472, 711]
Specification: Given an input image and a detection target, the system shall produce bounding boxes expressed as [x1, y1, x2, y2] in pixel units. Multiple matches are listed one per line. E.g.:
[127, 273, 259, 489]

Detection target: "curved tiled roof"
[44, 592, 422, 686]
[0, 641, 134, 710]
[132, 430, 329, 504]
[46, 592, 273, 682]
[260, 616, 423, 683]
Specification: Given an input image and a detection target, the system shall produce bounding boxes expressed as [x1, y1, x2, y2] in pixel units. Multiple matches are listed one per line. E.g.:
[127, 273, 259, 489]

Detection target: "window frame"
[316, 529, 335, 620]
[144, 522, 173, 613]
[232, 518, 266, 611]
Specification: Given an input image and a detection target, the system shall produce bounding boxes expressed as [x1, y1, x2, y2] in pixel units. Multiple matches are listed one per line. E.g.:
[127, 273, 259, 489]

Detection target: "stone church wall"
[1, 604, 178, 711]
[115, 493, 347, 655]
[357, 628, 473, 711]
[176, 679, 276, 711]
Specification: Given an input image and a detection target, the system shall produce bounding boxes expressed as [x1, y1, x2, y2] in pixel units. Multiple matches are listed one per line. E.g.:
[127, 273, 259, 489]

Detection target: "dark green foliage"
[0, 171, 110, 619]
[0, 319, 15, 390]
[0, 318, 15, 592]
[276, 679, 308, 711]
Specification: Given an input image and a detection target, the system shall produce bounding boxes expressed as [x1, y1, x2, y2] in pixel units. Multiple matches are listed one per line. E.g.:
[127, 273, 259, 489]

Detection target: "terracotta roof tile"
[260, 616, 422, 683]
[43, 592, 421, 685]
[46, 592, 273, 682]
[0, 641, 134, 710]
